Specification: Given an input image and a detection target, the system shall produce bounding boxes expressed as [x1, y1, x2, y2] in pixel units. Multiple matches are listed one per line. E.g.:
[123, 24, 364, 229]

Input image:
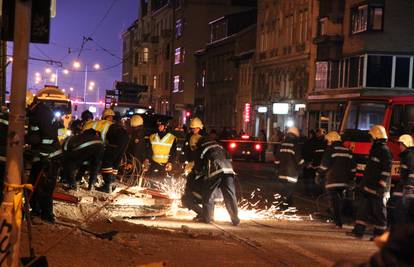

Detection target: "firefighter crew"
[317, 131, 356, 228]
[0, 107, 8, 204]
[145, 120, 177, 176]
[126, 114, 147, 164]
[61, 125, 104, 191]
[392, 134, 414, 226]
[274, 127, 304, 208]
[27, 94, 62, 223]
[347, 125, 392, 239]
[57, 114, 72, 144]
[194, 137, 240, 226]
[181, 117, 204, 219]
[99, 112, 130, 193]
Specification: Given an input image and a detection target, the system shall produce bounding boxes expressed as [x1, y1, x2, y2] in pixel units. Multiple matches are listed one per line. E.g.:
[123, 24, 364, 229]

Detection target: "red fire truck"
[339, 95, 414, 182]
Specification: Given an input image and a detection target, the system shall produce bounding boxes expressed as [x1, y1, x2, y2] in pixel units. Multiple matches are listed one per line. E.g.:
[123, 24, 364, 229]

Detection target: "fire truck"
[339, 95, 414, 182]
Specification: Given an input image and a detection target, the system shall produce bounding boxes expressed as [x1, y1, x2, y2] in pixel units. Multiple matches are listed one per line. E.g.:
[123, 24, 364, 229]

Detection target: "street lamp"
[72, 61, 100, 103]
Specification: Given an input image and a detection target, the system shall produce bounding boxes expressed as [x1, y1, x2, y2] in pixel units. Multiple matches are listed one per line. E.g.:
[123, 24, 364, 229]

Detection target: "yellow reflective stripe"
[73, 140, 103, 151]
[41, 139, 54, 144]
[0, 118, 8, 125]
[101, 123, 110, 142]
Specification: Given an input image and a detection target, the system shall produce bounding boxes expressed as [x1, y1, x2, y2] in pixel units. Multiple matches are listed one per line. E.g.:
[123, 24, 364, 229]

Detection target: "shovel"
[55, 221, 119, 241]
[20, 189, 48, 267]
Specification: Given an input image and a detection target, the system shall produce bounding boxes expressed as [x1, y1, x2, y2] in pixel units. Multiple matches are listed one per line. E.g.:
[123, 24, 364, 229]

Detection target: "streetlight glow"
[93, 63, 100, 70]
[63, 69, 69, 75]
[35, 72, 41, 77]
[89, 81, 95, 87]
[45, 68, 52, 74]
[69, 87, 74, 92]
[73, 61, 81, 69]
[88, 86, 94, 91]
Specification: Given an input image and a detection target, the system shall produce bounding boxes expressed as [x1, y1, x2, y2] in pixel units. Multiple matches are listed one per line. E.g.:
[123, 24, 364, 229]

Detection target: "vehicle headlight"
[54, 111, 61, 118]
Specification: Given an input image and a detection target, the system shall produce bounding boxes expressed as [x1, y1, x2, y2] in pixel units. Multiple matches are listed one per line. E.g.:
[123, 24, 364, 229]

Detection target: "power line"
[89, 0, 119, 38]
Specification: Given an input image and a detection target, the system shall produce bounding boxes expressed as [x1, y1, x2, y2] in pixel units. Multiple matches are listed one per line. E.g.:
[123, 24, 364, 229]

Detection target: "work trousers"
[202, 174, 239, 223]
[279, 180, 296, 207]
[327, 187, 346, 227]
[393, 190, 414, 226]
[353, 191, 388, 237]
[62, 143, 104, 188]
[101, 142, 128, 187]
[182, 171, 203, 216]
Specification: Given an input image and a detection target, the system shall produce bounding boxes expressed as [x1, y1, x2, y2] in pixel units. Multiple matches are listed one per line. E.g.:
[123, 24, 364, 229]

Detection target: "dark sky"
[7, 0, 139, 103]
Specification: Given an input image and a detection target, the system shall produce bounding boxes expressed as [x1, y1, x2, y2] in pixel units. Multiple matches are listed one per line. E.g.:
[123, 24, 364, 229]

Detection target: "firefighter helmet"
[102, 108, 115, 119]
[130, 114, 144, 127]
[190, 117, 203, 129]
[287, 127, 300, 137]
[369, 125, 388, 140]
[26, 91, 35, 107]
[325, 131, 341, 144]
[398, 134, 414, 148]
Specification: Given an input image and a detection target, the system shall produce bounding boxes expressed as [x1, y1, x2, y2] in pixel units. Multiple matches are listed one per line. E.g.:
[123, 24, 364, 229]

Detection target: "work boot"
[231, 217, 240, 226]
[87, 183, 94, 191]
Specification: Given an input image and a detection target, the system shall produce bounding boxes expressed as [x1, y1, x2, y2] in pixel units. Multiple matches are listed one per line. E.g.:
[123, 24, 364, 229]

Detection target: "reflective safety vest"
[57, 127, 72, 144]
[150, 133, 176, 164]
[83, 120, 112, 142]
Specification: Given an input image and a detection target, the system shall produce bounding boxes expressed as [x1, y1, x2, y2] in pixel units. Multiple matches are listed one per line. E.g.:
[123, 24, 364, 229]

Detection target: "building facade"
[253, 0, 314, 138]
[122, 0, 256, 121]
[194, 10, 256, 132]
[307, 0, 414, 132]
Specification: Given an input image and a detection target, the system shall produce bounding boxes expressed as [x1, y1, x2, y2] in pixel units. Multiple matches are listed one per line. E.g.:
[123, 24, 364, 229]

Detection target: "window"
[349, 57, 360, 88]
[201, 69, 206, 87]
[345, 102, 386, 130]
[395, 57, 410, 88]
[367, 55, 392, 87]
[319, 17, 328, 36]
[390, 105, 414, 137]
[174, 47, 182, 64]
[173, 75, 180, 92]
[134, 51, 139, 67]
[315, 62, 328, 89]
[142, 47, 149, 63]
[176, 19, 183, 38]
[165, 43, 170, 60]
[153, 75, 157, 89]
[351, 5, 384, 34]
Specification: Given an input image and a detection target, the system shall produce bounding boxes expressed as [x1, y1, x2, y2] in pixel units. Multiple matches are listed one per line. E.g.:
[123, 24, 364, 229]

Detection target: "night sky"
[7, 0, 139, 104]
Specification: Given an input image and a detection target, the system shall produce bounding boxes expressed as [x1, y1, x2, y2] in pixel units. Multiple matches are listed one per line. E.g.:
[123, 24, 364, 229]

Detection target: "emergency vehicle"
[339, 95, 414, 182]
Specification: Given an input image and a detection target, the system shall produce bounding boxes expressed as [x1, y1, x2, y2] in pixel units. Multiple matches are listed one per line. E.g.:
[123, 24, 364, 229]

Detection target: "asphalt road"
[132, 161, 378, 266]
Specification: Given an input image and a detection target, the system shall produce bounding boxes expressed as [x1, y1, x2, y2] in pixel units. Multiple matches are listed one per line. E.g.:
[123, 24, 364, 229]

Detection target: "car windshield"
[343, 101, 387, 131]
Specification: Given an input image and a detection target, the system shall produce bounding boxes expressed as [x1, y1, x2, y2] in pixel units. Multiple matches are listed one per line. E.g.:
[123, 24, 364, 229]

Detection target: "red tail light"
[254, 144, 262, 151]
[229, 142, 237, 149]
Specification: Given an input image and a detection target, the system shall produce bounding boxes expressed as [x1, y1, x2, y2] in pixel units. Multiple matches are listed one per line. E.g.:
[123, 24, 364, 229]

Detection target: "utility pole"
[0, 0, 32, 266]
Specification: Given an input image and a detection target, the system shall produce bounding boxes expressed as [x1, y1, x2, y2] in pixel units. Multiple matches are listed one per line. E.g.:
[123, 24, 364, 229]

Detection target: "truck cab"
[339, 96, 414, 181]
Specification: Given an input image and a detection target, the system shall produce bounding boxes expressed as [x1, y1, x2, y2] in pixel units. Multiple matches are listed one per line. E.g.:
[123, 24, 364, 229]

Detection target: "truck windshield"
[344, 102, 387, 131]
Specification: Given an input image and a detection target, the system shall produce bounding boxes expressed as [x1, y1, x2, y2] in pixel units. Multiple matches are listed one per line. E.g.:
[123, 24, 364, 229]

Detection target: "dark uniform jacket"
[317, 141, 356, 189]
[362, 140, 392, 196]
[127, 126, 147, 162]
[394, 147, 414, 197]
[63, 128, 102, 153]
[274, 134, 304, 183]
[194, 138, 235, 180]
[310, 137, 326, 167]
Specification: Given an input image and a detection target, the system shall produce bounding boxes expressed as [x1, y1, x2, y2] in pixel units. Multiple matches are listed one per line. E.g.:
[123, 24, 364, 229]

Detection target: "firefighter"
[0, 107, 8, 204]
[145, 119, 177, 177]
[181, 117, 204, 219]
[194, 137, 240, 226]
[274, 127, 304, 208]
[126, 114, 147, 164]
[61, 124, 104, 191]
[83, 108, 114, 142]
[347, 125, 392, 239]
[317, 131, 356, 228]
[27, 94, 62, 223]
[392, 134, 414, 226]
[99, 112, 130, 193]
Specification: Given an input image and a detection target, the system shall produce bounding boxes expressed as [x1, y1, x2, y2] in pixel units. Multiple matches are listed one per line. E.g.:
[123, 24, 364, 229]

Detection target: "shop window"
[366, 55, 392, 88]
[395, 57, 410, 88]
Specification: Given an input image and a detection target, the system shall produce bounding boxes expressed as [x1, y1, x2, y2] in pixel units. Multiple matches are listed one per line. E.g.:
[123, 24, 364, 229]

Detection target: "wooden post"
[0, 0, 32, 266]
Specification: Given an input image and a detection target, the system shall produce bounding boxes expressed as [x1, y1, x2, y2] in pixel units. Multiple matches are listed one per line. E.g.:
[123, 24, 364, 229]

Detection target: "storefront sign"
[273, 103, 289, 114]
[257, 106, 268, 113]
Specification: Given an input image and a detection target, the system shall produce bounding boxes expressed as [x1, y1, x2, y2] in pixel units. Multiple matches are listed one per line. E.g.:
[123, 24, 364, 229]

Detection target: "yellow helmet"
[369, 125, 388, 140]
[102, 108, 115, 119]
[287, 127, 300, 137]
[325, 131, 341, 144]
[130, 114, 143, 127]
[26, 91, 35, 107]
[190, 117, 203, 129]
[398, 134, 413, 148]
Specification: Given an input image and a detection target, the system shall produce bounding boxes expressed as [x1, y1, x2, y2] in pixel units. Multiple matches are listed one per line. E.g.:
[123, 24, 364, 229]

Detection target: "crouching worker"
[317, 131, 356, 228]
[194, 137, 240, 226]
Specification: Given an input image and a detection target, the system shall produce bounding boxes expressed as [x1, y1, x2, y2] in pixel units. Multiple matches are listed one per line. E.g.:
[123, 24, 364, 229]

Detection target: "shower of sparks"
[152, 177, 302, 222]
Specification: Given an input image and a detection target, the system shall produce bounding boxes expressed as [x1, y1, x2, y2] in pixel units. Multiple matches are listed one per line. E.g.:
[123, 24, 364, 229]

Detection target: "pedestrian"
[181, 117, 204, 219]
[258, 129, 267, 162]
[317, 131, 356, 228]
[274, 127, 304, 208]
[347, 125, 392, 239]
[194, 136, 240, 226]
[145, 119, 177, 178]
[392, 134, 414, 226]
[27, 94, 62, 223]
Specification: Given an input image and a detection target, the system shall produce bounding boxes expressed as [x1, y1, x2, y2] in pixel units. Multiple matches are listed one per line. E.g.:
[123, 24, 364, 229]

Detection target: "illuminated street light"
[88, 85, 94, 91]
[62, 89, 66, 92]
[89, 81, 95, 87]
[73, 61, 81, 69]
[69, 87, 74, 92]
[45, 68, 52, 74]
[35, 72, 41, 77]
[51, 73, 57, 78]
[93, 63, 100, 70]
[62, 69, 69, 75]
